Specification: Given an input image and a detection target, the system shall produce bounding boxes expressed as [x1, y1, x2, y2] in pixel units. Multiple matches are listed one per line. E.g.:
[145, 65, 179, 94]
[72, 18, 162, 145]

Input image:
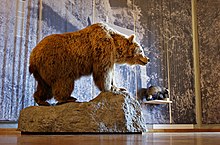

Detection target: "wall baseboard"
[0, 122, 18, 128]
[152, 124, 194, 129]
[146, 124, 220, 132]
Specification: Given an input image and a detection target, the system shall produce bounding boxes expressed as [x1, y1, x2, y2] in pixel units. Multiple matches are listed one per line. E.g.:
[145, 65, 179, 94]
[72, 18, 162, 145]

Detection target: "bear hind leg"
[34, 81, 53, 106]
[52, 79, 76, 105]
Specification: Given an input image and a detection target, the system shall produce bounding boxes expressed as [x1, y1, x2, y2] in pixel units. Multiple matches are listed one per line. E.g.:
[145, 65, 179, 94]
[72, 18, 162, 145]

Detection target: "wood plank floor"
[1, 131, 220, 145]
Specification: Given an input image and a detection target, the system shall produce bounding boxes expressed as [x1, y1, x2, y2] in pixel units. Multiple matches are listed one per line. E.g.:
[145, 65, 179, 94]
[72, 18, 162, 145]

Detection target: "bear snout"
[139, 56, 150, 65]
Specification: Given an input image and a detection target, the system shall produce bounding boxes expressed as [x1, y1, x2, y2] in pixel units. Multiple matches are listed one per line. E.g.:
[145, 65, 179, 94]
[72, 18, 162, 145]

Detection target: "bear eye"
[134, 48, 142, 54]
[138, 49, 143, 53]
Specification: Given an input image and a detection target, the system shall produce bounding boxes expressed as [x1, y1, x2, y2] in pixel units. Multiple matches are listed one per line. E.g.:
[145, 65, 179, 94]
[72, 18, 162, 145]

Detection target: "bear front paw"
[111, 85, 129, 96]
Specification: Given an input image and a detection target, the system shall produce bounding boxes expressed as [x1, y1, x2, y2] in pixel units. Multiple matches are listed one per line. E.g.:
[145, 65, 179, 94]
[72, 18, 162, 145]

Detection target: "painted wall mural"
[3, 0, 219, 125]
[40, 0, 95, 103]
[0, 0, 38, 120]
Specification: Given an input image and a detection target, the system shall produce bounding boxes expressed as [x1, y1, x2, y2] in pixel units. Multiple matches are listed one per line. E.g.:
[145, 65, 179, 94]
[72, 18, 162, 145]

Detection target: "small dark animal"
[137, 86, 169, 103]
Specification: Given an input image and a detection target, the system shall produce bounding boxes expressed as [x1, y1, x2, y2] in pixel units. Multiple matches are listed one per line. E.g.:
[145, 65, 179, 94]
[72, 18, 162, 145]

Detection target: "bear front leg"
[110, 71, 128, 95]
[93, 66, 128, 95]
[110, 66, 128, 95]
[93, 67, 112, 92]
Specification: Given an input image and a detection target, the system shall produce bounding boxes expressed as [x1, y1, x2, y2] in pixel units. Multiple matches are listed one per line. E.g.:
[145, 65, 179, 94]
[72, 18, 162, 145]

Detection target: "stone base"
[18, 92, 146, 133]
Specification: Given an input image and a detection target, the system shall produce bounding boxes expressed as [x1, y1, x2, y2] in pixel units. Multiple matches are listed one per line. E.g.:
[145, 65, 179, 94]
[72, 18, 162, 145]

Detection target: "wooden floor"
[1, 130, 220, 145]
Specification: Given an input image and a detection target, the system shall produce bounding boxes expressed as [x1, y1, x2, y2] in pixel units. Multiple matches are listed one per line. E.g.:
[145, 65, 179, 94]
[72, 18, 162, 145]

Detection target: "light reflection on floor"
[1, 132, 220, 145]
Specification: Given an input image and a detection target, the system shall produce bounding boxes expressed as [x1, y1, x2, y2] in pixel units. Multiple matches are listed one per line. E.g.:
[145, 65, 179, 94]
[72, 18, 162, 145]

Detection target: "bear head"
[112, 34, 150, 66]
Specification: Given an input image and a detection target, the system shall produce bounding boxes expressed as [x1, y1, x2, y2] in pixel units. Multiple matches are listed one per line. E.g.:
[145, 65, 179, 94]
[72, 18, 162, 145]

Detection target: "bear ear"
[128, 34, 135, 43]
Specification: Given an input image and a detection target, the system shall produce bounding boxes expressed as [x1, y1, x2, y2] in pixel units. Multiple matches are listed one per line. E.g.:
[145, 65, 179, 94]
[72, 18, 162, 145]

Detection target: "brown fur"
[29, 23, 149, 105]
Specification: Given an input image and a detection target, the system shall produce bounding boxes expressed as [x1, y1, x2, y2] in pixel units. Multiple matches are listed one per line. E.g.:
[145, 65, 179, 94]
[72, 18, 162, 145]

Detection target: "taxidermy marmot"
[137, 86, 169, 103]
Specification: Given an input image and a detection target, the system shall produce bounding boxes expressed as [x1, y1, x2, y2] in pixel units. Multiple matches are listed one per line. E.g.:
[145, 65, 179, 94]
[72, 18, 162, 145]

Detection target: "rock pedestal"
[18, 92, 146, 133]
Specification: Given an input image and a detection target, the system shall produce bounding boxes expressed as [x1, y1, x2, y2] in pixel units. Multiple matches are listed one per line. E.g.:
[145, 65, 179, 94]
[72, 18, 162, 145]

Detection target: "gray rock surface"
[18, 92, 146, 133]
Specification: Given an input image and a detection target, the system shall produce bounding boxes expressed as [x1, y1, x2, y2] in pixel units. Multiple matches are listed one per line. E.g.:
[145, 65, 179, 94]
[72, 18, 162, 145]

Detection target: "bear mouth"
[138, 57, 149, 65]
[139, 60, 147, 65]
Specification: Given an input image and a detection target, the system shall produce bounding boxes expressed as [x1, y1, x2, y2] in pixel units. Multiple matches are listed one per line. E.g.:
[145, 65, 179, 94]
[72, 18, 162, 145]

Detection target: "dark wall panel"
[198, 0, 220, 124]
